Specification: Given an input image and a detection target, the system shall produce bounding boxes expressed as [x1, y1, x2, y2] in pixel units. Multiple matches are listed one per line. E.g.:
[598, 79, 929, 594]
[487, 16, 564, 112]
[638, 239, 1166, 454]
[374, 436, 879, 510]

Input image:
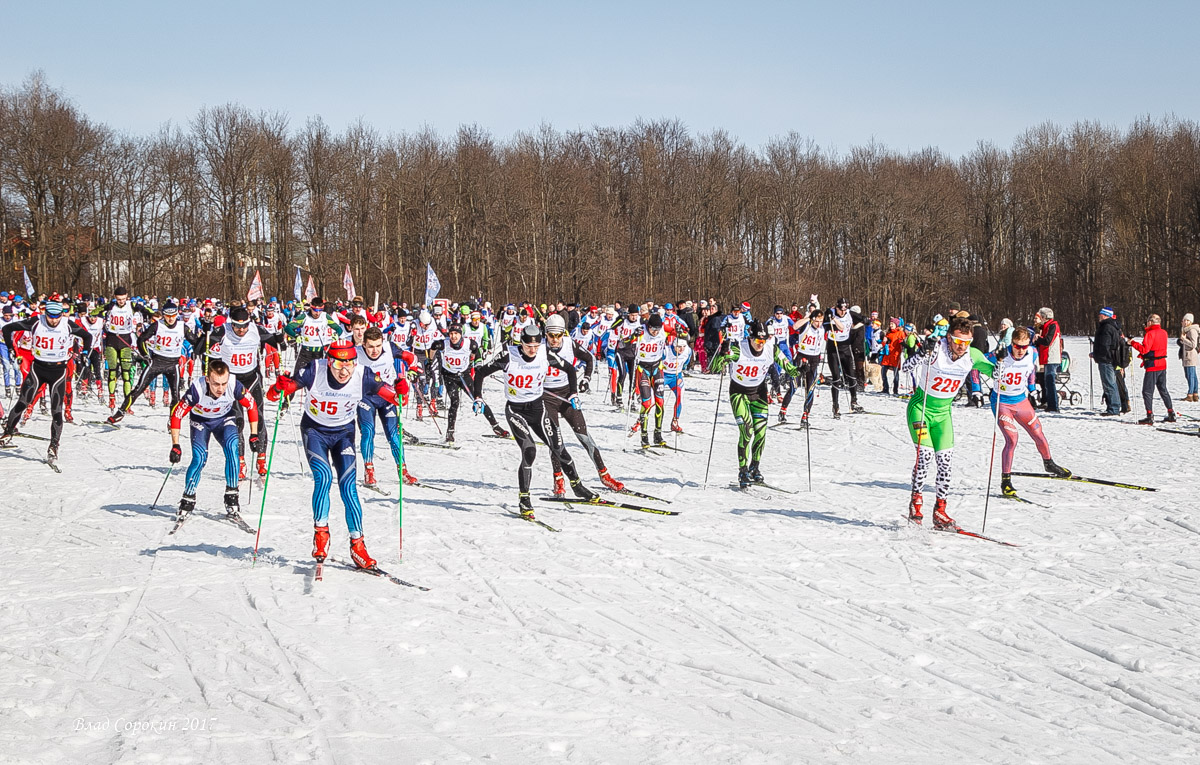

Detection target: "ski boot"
[312, 525, 330, 561]
[932, 498, 957, 530]
[403, 431, 420, 446]
[737, 466, 750, 490]
[851, 403, 865, 414]
[799, 412, 810, 429]
[256, 452, 267, 477]
[518, 492, 535, 519]
[363, 462, 377, 488]
[428, 399, 439, 418]
[908, 491, 924, 524]
[178, 493, 196, 523]
[1001, 474, 1017, 497]
[238, 456, 247, 481]
[570, 478, 598, 502]
[444, 432, 455, 445]
[628, 420, 641, 436]
[552, 471, 566, 498]
[108, 393, 116, 410]
[652, 430, 667, 447]
[671, 418, 683, 433]
[492, 424, 510, 438]
[1137, 411, 1155, 425]
[1163, 410, 1177, 423]
[64, 408, 74, 424]
[223, 486, 242, 521]
[778, 409, 787, 425]
[415, 402, 423, 421]
[401, 465, 418, 485]
[598, 468, 624, 492]
[106, 410, 124, 426]
[640, 425, 650, 449]
[164, 394, 172, 409]
[832, 408, 841, 420]
[96, 385, 104, 404]
[747, 461, 764, 484]
[39, 398, 48, 416]
[46, 444, 58, 467]
[349, 536, 376, 569]
[149, 390, 156, 406]
[1042, 458, 1072, 478]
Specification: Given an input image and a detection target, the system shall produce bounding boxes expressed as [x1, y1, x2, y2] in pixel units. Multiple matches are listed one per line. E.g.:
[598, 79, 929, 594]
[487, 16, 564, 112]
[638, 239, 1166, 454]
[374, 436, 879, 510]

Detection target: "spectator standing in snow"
[1129, 313, 1176, 425]
[1092, 307, 1124, 416]
[1179, 313, 1199, 402]
[1033, 307, 1063, 412]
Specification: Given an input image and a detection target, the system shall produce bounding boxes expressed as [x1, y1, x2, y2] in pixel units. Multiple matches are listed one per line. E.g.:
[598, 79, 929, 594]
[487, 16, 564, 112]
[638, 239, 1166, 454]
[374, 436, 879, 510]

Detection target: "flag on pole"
[23, 266, 35, 298]
[343, 264, 356, 301]
[293, 267, 303, 302]
[424, 262, 441, 306]
[247, 270, 264, 301]
[305, 275, 318, 301]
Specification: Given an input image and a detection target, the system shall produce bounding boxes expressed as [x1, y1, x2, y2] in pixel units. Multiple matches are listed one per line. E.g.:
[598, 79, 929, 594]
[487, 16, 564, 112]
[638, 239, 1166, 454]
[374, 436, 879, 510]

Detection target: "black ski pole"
[703, 367, 725, 489]
[151, 464, 175, 511]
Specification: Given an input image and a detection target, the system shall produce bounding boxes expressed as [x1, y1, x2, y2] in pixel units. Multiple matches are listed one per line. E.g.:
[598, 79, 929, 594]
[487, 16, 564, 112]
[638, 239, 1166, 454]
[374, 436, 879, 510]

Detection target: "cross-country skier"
[433, 321, 508, 444]
[824, 298, 864, 418]
[355, 326, 419, 489]
[92, 286, 153, 409]
[106, 301, 196, 425]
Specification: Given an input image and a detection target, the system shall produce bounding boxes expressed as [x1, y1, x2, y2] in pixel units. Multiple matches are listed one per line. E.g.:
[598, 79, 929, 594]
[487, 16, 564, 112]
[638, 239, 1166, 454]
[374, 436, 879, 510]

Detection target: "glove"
[169, 444, 182, 464]
[568, 394, 581, 410]
[995, 344, 1008, 361]
[472, 398, 485, 415]
[578, 376, 590, 393]
[918, 336, 938, 356]
[249, 433, 260, 453]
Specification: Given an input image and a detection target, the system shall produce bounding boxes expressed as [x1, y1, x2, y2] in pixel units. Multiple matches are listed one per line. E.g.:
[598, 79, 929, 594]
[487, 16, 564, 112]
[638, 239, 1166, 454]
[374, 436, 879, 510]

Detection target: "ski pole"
[980, 321, 1006, 534]
[1088, 335, 1094, 410]
[151, 464, 175, 510]
[702, 367, 725, 489]
[397, 418, 405, 563]
[252, 406, 284, 564]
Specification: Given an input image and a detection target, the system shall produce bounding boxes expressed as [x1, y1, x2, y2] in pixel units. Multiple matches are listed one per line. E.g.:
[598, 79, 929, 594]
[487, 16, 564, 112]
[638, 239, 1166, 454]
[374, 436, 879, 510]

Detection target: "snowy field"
[3, 337, 1199, 764]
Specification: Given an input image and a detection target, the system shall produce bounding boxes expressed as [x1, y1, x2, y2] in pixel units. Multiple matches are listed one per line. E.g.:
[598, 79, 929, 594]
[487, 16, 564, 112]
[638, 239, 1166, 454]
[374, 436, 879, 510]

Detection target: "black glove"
[249, 433, 261, 453]
[578, 376, 590, 393]
[918, 336, 938, 357]
[169, 444, 182, 464]
[995, 344, 1008, 361]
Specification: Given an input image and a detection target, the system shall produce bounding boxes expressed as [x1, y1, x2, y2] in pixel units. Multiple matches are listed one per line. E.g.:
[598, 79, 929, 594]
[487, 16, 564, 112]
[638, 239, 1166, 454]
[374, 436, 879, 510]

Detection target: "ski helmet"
[545, 314, 567, 334]
[748, 319, 768, 340]
[327, 340, 357, 361]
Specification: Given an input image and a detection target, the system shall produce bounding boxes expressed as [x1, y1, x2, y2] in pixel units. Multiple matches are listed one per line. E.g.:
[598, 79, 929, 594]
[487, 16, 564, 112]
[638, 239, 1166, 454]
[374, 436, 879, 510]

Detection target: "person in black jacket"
[1092, 307, 1124, 415]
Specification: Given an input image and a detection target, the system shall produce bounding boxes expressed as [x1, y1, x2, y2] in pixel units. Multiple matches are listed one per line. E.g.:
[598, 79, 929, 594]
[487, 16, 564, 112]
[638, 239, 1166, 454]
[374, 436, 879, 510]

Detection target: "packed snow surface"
[2, 338, 1198, 764]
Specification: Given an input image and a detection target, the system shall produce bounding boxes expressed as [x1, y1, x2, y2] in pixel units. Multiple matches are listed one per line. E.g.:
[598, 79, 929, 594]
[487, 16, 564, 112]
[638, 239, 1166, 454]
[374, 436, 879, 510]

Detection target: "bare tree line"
[2, 72, 1198, 331]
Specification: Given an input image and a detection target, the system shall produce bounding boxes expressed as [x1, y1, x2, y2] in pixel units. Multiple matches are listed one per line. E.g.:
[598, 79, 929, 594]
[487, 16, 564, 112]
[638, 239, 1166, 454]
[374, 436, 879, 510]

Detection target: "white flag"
[23, 266, 35, 298]
[305, 275, 318, 301]
[343, 264, 356, 301]
[293, 267, 303, 302]
[247, 270, 264, 301]
[424, 263, 441, 306]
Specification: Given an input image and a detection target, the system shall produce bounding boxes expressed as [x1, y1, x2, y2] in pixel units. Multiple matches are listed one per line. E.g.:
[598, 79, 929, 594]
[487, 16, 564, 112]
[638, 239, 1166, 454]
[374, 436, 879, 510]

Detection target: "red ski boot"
[552, 471, 566, 497]
[363, 462, 377, 487]
[349, 536, 376, 569]
[416, 402, 423, 421]
[239, 456, 247, 481]
[256, 453, 267, 477]
[599, 468, 625, 492]
[312, 526, 330, 561]
[670, 418, 683, 433]
[108, 393, 116, 410]
[932, 498, 957, 530]
[908, 491, 924, 524]
[401, 465, 418, 485]
[149, 390, 156, 406]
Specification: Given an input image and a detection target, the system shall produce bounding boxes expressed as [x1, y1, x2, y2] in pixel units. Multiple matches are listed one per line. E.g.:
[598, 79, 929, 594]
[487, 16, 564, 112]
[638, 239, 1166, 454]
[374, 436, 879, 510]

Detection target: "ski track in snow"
[2, 338, 1198, 763]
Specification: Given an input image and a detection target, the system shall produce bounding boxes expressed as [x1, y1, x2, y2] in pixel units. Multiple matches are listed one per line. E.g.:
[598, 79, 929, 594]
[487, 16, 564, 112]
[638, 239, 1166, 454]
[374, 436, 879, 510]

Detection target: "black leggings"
[4, 361, 68, 448]
[445, 371, 499, 436]
[826, 342, 858, 411]
[119, 354, 182, 413]
[544, 387, 607, 475]
[505, 398, 579, 497]
[234, 369, 266, 455]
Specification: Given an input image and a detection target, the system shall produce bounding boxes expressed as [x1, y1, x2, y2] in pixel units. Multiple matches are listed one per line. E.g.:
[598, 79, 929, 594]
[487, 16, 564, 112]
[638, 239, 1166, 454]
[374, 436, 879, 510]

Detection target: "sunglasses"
[547, 330, 566, 339]
[1012, 343, 1030, 350]
[330, 359, 356, 370]
[949, 335, 972, 346]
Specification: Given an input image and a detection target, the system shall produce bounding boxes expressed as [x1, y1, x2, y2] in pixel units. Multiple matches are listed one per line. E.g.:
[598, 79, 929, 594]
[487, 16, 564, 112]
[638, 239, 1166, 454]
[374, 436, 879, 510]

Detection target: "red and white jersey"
[996, 352, 1036, 399]
[725, 313, 746, 342]
[663, 344, 691, 375]
[212, 324, 261, 375]
[636, 330, 668, 364]
[305, 361, 365, 427]
[545, 340, 577, 390]
[504, 345, 549, 403]
[615, 317, 640, 345]
[78, 317, 104, 348]
[262, 313, 285, 336]
[917, 340, 974, 400]
[795, 322, 823, 357]
[298, 312, 336, 350]
[389, 319, 413, 347]
[146, 320, 186, 359]
[412, 322, 442, 351]
[358, 342, 398, 386]
[440, 339, 473, 375]
[827, 312, 852, 343]
[729, 338, 776, 387]
[30, 316, 74, 362]
[105, 303, 136, 335]
[184, 378, 240, 420]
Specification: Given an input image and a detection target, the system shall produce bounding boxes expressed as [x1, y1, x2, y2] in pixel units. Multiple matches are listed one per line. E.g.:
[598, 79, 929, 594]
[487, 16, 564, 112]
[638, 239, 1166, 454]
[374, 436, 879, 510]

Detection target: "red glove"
[268, 373, 298, 402]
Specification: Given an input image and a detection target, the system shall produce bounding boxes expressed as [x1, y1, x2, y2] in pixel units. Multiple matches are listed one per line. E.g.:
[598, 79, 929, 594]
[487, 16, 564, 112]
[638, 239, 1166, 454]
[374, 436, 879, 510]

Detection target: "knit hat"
[1099, 307, 1115, 319]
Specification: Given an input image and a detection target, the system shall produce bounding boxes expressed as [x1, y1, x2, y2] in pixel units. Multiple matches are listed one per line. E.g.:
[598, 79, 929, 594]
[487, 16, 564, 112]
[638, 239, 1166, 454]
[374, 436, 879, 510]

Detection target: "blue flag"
[23, 266, 35, 298]
[293, 267, 302, 302]
[424, 263, 441, 306]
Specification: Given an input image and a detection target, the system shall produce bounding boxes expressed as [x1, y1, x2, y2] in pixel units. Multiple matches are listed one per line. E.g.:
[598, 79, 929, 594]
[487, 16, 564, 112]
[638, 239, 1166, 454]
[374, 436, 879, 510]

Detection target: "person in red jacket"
[1129, 313, 1177, 424]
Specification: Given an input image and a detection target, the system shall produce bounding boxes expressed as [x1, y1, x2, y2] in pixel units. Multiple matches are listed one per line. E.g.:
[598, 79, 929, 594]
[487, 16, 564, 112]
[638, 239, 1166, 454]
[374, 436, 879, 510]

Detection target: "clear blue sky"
[5, 0, 1197, 158]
